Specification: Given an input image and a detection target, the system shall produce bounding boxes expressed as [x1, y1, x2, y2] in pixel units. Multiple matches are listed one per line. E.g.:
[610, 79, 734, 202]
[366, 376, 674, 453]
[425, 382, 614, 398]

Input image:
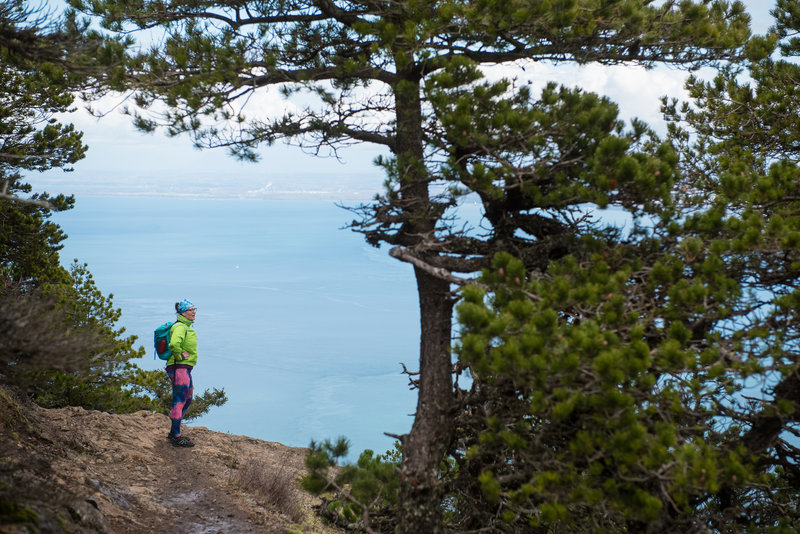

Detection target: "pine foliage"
[0, 1, 225, 420]
[64, 0, 763, 532]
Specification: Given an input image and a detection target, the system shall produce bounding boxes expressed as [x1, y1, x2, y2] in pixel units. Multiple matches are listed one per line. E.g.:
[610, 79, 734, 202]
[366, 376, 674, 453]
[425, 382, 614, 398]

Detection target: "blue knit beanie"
[177, 299, 195, 313]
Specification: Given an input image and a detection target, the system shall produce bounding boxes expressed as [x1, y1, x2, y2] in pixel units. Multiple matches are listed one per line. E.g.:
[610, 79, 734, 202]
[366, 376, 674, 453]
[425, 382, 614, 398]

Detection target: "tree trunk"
[397, 268, 454, 534]
[390, 55, 455, 531]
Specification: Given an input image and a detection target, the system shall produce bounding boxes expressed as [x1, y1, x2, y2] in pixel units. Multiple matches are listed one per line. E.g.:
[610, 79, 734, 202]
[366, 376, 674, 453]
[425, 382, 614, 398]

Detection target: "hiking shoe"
[168, 434, 195, 447]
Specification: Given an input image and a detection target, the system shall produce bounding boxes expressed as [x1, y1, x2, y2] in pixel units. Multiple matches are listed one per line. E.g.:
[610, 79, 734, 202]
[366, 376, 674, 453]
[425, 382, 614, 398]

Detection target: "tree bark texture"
[398, 268, 454, 534]
[390, 64, 456, 531]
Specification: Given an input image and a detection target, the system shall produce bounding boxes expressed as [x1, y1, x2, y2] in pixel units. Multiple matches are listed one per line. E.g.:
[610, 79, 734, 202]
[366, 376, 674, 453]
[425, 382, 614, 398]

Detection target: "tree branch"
[0, 180, 54, 209]
[389, 246, 480, 287]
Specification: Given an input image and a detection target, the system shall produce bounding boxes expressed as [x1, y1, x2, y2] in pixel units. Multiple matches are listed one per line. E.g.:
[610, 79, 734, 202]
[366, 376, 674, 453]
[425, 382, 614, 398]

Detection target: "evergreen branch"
[389, 246, 478, 287]
[318, 476, 381, 534]
[0, 192, 55, 209]
[90, 0, 377, 31]
[0, 152, 69, 161]
[384, 431, 405, 443]
[400, 361, 420, 391]
[311, 0, 370, 27]
[0, 180, 54, 209]
[100, 6, 332, 31]
[425, 43, 738, 69]
[739, 369, 800, 455]
[337, 125, 394, 149]
[245, 65, 397, 87]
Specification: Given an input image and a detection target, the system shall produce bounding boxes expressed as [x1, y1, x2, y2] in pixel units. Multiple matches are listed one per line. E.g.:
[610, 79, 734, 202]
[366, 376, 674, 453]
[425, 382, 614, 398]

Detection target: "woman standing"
[166, 299, 197, 447]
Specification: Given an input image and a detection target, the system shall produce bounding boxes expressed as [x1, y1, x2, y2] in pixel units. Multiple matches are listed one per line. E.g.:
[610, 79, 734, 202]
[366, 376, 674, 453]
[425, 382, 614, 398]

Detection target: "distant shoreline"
[61, 191, 380, 202]
[26, 172, 385, 202]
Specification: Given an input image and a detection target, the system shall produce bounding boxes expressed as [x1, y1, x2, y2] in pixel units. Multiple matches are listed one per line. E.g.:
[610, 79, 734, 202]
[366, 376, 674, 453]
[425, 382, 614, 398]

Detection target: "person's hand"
[181, 352, 189, 361]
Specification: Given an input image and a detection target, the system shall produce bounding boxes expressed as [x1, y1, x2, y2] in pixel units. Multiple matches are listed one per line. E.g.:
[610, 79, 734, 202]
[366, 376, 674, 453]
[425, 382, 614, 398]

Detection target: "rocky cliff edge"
[0, 386, 340, 534]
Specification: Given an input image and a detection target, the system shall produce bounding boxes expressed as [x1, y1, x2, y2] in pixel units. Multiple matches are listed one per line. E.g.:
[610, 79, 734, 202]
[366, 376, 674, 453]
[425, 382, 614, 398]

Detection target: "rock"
[67, 499, 112, 533]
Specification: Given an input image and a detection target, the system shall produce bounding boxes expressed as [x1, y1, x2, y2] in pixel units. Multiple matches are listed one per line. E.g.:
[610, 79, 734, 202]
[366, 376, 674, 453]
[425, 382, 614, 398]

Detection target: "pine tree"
[445, 5, 800, 531]
[70, 1, 752, 530]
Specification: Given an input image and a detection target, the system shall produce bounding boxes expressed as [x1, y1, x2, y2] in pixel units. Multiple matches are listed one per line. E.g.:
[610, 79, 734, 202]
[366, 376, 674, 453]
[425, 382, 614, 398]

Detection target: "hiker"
[166, 299, 198, 447]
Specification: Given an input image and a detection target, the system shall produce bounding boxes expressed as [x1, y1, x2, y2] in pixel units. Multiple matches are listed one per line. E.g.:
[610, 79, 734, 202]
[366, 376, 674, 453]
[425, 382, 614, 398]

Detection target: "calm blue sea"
[52, 196, 421, 456]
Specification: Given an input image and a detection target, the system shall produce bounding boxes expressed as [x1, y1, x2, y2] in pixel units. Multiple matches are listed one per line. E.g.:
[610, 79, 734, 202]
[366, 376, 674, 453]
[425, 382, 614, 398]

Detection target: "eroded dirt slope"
[0, 387, 339, 533]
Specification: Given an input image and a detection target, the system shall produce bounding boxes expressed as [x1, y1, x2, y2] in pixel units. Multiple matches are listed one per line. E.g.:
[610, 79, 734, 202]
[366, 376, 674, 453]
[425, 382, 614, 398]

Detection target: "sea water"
[52, 196, 421, 456]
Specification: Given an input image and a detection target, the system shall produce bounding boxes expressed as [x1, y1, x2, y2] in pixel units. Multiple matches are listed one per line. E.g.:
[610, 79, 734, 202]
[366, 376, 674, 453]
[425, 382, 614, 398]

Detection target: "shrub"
[230, 455, 303, 523]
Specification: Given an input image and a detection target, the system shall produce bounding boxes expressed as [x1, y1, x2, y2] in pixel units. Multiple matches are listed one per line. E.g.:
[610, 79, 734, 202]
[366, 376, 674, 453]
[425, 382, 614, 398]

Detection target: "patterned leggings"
[167, 367, 194, 437]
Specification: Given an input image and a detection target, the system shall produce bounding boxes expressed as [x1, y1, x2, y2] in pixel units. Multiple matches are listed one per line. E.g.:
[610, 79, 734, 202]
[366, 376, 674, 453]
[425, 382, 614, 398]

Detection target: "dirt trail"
[0, 388, 340, 533]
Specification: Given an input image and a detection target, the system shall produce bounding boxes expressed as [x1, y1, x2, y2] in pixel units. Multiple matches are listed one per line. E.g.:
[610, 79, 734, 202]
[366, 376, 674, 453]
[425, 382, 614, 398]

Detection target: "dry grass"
[229, 454, 304, 523]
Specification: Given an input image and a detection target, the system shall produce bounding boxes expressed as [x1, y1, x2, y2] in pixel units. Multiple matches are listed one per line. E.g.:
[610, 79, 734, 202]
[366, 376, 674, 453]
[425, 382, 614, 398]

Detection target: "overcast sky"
[29, 1, 776, 200]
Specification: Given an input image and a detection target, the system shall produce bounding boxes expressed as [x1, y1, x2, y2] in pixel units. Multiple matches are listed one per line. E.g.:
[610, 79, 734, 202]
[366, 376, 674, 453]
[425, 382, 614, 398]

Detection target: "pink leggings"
[167, 367, 194, 436]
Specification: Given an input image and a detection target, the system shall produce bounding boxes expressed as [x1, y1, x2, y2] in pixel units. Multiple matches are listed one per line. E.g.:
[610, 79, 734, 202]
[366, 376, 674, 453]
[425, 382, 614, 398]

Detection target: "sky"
[28, 1, 776, 200]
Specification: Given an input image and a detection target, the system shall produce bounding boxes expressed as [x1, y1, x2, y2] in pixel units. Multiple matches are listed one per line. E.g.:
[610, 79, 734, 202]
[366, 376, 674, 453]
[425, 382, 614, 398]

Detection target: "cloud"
[31, 0, 771, 198]
[481, 61, 692, 136]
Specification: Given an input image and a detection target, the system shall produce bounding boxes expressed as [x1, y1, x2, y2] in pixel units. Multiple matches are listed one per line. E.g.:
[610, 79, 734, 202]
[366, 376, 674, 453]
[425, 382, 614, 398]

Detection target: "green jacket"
[168, 314, 198, 367]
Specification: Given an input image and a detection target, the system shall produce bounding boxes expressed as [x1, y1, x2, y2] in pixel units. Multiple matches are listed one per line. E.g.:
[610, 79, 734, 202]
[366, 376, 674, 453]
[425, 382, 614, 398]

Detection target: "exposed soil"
[0, 386, 341, 533]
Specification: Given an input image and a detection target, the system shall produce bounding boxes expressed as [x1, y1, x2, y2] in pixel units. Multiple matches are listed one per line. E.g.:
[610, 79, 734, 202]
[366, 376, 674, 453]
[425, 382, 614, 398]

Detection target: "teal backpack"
[154, 321, 178, 360]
